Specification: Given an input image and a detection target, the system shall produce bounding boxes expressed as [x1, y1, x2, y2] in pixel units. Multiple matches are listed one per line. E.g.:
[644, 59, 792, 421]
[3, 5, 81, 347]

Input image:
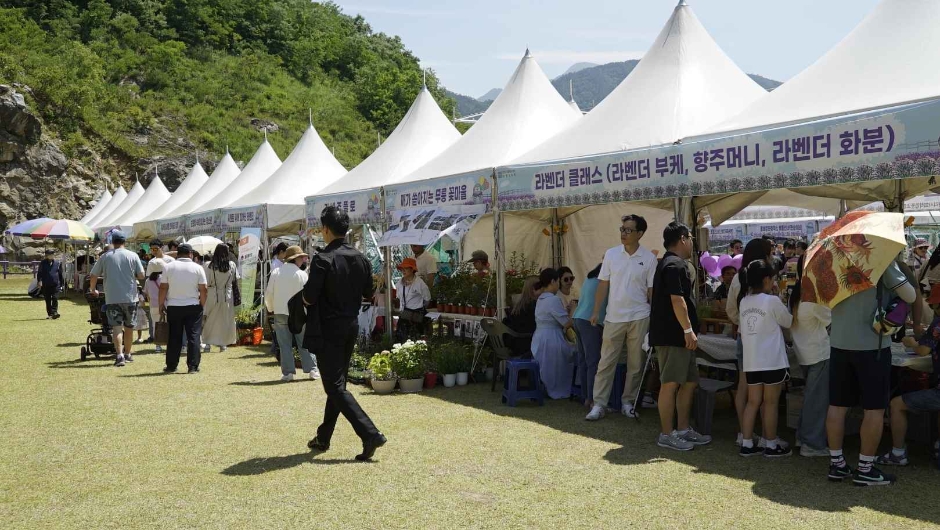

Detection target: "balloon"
[717, 254, 734, 271]
[731, 254, 744, 269]
[700, 251, 711, 261]
[700, 255, 719, 277]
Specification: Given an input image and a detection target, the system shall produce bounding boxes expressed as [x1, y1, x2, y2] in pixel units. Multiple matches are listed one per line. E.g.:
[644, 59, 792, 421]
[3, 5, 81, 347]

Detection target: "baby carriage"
[80, 292, 116, 360]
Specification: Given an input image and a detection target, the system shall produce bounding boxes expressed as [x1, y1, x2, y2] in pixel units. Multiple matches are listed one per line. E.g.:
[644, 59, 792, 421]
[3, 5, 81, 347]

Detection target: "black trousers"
[315, 319, 379, 444]
[166, 305, 203, 370]
[41, 285, 58, 316]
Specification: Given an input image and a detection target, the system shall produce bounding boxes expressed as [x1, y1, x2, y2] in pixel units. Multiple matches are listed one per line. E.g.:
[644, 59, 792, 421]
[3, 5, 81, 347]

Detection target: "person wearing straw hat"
[908, 238, 930, 292]
[37, 249, 64, 319]
[265, 245, 319, 382]
[395, 257, 430, 342]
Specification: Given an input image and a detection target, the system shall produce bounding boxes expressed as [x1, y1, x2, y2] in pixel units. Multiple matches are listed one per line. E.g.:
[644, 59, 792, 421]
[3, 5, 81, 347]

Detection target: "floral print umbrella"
[801, 211, 907, 309]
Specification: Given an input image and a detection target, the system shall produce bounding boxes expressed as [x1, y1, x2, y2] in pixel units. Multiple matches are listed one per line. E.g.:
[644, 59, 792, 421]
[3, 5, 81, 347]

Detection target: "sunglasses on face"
[562, 276, 574, 283]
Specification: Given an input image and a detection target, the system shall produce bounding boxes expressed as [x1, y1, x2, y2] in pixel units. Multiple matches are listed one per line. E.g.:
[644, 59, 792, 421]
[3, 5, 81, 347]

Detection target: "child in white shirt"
[739, 259, 793, 457]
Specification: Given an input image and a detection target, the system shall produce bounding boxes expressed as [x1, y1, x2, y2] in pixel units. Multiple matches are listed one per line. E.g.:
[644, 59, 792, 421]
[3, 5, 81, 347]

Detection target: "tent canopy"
[112, 176, 171, 229]
[80, 189, 111, 225]
[95, 181, 144, 229]
[712, 0, 940, 133]
[510, 0, 766, 165]
[165, 152, 241, 218]
[145, 162, 209, 221]
[194, 139, 281, 212]
[85, 186, 125, 228]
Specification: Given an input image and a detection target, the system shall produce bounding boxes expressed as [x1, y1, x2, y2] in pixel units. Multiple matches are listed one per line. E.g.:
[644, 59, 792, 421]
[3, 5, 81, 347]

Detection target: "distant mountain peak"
[561, 62, 598, 77]
[477, 88, 502, 102]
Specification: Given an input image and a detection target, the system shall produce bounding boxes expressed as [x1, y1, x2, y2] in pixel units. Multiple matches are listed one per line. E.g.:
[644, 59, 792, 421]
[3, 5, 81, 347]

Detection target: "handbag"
[232, 269, 242, 307]
[154, 315, 169, 345]
[400, 308, 426, 324]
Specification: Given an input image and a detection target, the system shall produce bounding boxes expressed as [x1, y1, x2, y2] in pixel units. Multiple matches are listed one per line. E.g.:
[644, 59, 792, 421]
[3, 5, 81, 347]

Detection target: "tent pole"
[260, 227, 269, 330]
[381, 188, 394, 342]
[494, 170, 507, 321]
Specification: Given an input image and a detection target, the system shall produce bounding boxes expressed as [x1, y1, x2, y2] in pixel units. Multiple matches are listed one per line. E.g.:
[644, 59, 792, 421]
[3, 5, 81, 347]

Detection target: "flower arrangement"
[389, 340, 428, 380]
[235, 305, 261, 329]
[367, 351, 396, 381]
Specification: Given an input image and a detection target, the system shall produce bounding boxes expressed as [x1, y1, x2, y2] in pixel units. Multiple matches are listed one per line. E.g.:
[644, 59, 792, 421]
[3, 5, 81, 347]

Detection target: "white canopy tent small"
[163, 151, 241, 219]
[85, 185, 126, 228]
[94, 181, 144, 230]
[133, 162, 210, 241]
[192, 138, 282, 216]
[79, 189, 112, 225]
[109, 175, 172, 238]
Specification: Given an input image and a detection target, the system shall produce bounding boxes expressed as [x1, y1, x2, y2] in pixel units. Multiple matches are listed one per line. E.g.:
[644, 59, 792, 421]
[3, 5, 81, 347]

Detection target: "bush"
[366, 351, 395, 381]
[389, 340, 427, 380]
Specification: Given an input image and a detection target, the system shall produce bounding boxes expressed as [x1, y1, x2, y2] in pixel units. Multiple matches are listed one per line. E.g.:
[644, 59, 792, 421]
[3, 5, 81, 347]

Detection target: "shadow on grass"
[57, 342, 86, 348]
[222, 453, 360, 475]
[255, 361, 280, 367]
[423, 384, 940, 523]
[119, 372, 175, 378]
[234, 353, 271, 359]
[46, 359, 112, 369]
[230, 380, 290, 386]
[13, 318, 50, 322]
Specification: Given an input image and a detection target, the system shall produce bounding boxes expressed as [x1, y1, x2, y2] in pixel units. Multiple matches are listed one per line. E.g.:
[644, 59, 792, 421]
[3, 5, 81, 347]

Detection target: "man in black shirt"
[303, 206, 386, 461]
[37, 249, 64, 319]
[649, 222, 710, 451]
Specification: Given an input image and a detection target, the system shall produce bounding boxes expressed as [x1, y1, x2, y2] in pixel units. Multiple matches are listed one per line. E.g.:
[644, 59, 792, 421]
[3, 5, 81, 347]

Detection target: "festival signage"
[384, 169, 493, 214]
[497, 98, 940, 211]
[378, 204, 486, 247]
[306, 189, 383, 230]
[707, 225, 744, 242]
[746, 221, 818, 239]
[223, 205, 265, 230]
[185, 210, 221, 236]
[237, 227, 261, 309]
[157, 216, 186, 238]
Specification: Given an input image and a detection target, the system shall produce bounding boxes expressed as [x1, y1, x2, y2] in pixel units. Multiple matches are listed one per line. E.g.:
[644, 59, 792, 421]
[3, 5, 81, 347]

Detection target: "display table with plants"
[235, 305, 263, 346]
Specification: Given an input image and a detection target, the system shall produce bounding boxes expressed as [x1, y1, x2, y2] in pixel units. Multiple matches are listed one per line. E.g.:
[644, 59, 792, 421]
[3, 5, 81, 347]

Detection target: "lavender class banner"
[378, 204, 486, 247]
[497, 98, 940, 211]
[306, 189, 383, 230]
[385, 169, 493, 214]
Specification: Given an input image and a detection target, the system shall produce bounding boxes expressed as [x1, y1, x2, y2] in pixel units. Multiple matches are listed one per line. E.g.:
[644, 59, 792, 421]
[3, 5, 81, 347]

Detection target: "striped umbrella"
[17, 219, 95, 241]
[5, 217, 53, 236]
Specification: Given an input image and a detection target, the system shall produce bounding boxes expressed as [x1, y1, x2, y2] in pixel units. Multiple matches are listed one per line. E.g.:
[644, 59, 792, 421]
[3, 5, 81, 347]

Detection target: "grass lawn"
[2, 276, 940, 529]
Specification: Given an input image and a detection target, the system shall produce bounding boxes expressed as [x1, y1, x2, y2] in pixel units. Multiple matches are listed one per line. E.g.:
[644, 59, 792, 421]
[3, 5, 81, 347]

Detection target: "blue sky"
[334, 0, 881, 99]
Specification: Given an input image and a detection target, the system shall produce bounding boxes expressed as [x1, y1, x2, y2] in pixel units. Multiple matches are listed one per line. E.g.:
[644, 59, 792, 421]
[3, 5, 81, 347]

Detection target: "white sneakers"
[585, 405, 606, 421]
[309, 368, 321, 380]
[281, 373, 294, 382]
[621, 405, 638, 418]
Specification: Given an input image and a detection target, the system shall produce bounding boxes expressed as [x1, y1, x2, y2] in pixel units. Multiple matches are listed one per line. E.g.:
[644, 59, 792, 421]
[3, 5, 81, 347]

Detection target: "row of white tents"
[79, 0, 940, 291]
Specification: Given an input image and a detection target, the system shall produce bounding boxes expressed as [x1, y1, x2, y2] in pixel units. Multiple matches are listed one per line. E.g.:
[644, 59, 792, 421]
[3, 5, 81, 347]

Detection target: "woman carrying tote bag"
[202, 243, 238, 352]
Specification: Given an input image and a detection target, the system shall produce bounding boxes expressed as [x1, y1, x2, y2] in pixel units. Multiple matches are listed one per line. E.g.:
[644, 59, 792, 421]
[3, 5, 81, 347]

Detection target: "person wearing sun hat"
[908, 237, 930, 292]
[395, 257, 430, 341]
[265, 245, 319, 382]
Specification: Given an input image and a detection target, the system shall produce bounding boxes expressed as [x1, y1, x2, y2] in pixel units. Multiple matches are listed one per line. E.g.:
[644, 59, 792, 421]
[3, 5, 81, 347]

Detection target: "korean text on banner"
[307, 190, 383, 230]
[237, 227, 261, 308]
[378, 204, 486, 247]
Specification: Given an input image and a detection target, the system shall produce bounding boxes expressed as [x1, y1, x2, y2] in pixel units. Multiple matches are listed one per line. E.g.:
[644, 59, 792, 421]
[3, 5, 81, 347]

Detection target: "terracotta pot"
[424, 372, 438, 389]
[469, 306, 478, 316]
[399, 377, 424, 393]
[251, 327, 264, 345]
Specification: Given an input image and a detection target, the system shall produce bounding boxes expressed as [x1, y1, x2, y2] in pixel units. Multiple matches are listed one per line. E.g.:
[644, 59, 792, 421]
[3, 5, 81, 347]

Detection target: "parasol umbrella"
[185, 235, 225, 256]
[802, 211, 907, 309]
[21, 219, 95, 241]
[5, 217, 53, 236]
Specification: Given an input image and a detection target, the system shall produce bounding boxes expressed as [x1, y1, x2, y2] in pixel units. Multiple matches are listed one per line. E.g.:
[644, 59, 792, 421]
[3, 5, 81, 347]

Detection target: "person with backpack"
[265, 245, 318, 382]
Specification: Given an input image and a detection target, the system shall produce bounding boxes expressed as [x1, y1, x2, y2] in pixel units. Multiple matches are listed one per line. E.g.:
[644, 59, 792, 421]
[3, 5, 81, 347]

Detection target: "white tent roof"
[316, 87, 461, 196]
[229, 123, 346, 208]
[511, 0, 765, 165]
[95, 182, 144, 229]
[194, 139, 282, 212]
[112, 176, 172, 228]
[145, 162, 209, 221]
[165, 152, 241, 218]
[85, 186, 126, 228]
[713, 0, 940, 133]
[393, 49, 580, 185]
[80, 189, 111, 225]
[567, 99, 582, 115]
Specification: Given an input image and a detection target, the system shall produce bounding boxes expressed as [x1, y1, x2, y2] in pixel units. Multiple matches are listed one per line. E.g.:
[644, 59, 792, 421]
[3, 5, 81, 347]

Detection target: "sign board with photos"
[378, 204, 486, 247]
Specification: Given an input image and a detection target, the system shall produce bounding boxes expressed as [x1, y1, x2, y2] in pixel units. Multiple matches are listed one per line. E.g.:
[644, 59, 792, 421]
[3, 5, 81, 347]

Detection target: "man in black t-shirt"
[649, 222, 711, 451]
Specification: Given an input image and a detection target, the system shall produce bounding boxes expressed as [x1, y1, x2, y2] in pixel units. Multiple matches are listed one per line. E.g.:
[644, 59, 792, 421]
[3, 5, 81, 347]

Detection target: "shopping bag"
[154, 315, 169, 345]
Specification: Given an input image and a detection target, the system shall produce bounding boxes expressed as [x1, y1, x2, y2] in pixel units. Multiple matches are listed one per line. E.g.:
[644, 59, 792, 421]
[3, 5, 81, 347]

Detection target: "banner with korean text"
[745, 221, 819, 240]
[378, 204, 486, 247]
[157, 216, 186, 238]
[237, 227, 261, 309]
[306, 189, 383, 230]
[185, 210, 221, 236]
[222, 205, 265, 230]
[497, 98, 940, 211]
[385, 169, 493, 215]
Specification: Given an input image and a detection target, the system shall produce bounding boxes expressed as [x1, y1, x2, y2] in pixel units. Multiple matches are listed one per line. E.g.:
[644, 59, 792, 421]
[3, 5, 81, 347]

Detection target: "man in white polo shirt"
[158, 243, 208, 374]
[586, 214, 658, 420]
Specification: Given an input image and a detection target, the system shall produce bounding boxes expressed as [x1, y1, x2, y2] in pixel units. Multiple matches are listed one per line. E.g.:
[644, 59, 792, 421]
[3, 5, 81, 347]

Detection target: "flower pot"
[251, 327, 264, 345]
[486, 308, 496, 317]
[424, 372, 438, 389]
[443, 373, 457, 387]
[456, 372, 469, 386]
[399, 377, 424, 393]
[237, 329, 253, 345]
[371, 378, 397, 394]
[468, 306, 477, 316]
[444, 304, 453, 313]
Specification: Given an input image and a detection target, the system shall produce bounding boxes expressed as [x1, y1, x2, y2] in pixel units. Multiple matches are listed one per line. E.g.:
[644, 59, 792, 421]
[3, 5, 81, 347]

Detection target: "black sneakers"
[828, 464, 854, 482]
[739, 445, 763, 457]
[853, 466, 897, 487]
[763, 445, 793, 458]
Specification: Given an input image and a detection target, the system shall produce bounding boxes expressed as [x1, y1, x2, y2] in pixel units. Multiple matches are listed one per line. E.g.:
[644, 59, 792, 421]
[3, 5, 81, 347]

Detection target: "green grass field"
[2, 277, 940, 529]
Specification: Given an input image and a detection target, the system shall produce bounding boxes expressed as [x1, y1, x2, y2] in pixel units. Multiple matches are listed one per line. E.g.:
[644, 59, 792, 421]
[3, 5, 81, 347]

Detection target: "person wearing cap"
[468, 250, 490, 274]
[146, 238, 175, 276]
[158, 243, 208, 374]
[90, 230, 146, 367]
[264, 245, 319, 381]
[395, 257, 431, 341]
[410, 244, 438, 286]
[37, 249, 64, 319]
[908, 238, 930, 291]
[203, 243, 238, 353]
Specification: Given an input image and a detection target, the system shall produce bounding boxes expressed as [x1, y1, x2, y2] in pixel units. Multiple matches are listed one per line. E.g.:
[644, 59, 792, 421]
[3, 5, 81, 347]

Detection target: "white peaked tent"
[95, 181, 144, 229]
[227, 123, 346, 232]
[111, 176, 172, 235]
[145, 162, 209, 222]
[567, 99, 582, 115]
[80, 189, 111, 225]
[165, 151, 241, 218]
[315, 87, 461, 198]
[194, 139, 282, 213]
[714, 0, 940, 133]
[85, 186, 126, 228]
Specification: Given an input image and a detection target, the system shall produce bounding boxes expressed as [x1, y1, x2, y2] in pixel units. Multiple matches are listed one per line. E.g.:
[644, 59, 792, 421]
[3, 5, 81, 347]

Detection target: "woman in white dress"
[202, 243, 238, 351]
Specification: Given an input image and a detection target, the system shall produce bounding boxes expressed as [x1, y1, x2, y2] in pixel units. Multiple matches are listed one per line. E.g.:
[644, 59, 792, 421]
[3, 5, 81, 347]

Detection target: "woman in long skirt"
[203, 243, 238, 352]
[531, 268, 576, 399]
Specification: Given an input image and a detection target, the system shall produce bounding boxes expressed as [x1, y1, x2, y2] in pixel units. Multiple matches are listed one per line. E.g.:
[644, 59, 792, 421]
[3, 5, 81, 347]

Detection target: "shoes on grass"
[281, 373, 294, 382]
[585, 405, 605, 421]
[853, 466, 896, 487]
[876, 451, 909, 466]
[678, 428, 711, 446]
[657, 432, 693, 452]
[114, 355, 125, 367]
[309, 368, 321, 380]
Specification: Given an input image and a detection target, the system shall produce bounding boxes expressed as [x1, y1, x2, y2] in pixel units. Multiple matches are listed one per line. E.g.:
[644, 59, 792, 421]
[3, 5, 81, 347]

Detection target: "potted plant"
[456, 345, 472, 386]
[235, 305, 263, 345]
[390, 340, 427, 393]
[367, 351, 397, 394]
[437, 342, 461, 388]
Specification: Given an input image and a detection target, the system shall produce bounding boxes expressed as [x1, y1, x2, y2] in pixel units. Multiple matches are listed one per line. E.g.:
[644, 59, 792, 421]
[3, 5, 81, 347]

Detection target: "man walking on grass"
[89, 230, 144, 367]
[37, 249, 64, 319]
[649, 222, 711, 451]
[158, 243, 207, 374]
[304, 206, 386, 461]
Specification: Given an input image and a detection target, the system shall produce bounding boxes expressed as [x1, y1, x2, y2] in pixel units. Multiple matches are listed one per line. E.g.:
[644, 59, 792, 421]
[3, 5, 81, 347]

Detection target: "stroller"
[80, 292, 116, 360]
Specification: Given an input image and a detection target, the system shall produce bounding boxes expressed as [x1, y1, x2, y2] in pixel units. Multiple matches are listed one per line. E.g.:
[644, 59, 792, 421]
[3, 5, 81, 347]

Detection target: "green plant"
[435, 341, 466, 375]
[235, 305, 261, 329]
[366, 351, 396, 381]
[389, 340, 427, 379]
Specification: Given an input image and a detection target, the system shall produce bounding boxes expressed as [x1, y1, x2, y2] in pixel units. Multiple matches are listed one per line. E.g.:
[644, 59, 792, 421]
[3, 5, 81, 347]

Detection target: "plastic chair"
[481, 318, 532, 392]
[501, 359, 544, 407]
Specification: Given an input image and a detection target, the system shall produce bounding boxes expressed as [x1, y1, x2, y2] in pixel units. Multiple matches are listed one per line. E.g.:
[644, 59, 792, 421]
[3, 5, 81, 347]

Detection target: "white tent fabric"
[393, 49, 580, 185]
[194, 139, 281, 212]
[145, 162, 209, 221]
[79, 189, 111, 225]
[706, 189, 844, 226]
[111, 176, 172, 231]
[510, 0, 766, 165]
[165, 152, 241, 218]
[713, 0, 940, 133]
[95, 182, 144, 229]
[85, 186, 126, 228]
[315, 87, 461, 196]
[568, 99, 582, 115]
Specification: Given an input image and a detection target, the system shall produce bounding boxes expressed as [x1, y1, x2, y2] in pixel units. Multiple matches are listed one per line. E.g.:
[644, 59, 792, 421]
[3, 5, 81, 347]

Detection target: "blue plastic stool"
[502, 359, 544, 407]
[608, 363, 628, 410]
